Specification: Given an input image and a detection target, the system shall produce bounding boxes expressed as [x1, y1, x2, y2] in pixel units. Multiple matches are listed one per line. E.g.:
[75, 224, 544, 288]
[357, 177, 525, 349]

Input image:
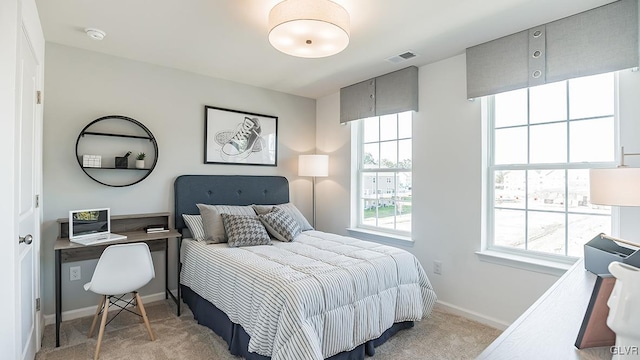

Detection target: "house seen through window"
[357, 112, 412, 235]
[488, 72, 615, 258]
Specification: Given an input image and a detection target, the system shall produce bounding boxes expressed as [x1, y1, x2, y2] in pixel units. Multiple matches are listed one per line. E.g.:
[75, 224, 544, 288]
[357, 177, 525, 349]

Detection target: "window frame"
[485, 74, 619, 262]
[355, 113, 412, 237]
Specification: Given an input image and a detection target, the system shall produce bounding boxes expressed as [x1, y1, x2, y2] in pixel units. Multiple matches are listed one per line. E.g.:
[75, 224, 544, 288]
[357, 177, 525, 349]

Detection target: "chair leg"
[94, 296, 110, 360]
[134, 292, 155, 341]
[134, 295, 143, 323]
[88, 295, 106, 338]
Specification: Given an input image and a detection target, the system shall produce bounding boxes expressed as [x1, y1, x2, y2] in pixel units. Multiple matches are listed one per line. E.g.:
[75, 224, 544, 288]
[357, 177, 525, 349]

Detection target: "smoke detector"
[85, 28, 106, 40]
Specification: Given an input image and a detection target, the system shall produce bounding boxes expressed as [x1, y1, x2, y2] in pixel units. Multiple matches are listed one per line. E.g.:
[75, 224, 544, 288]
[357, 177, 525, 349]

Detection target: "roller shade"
[466, 0, 639, 99]
[340, 66, 418, 123]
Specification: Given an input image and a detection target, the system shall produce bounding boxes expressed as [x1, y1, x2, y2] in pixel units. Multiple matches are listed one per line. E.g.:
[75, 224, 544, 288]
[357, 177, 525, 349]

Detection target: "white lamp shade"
[298, 154, 329, 177]
[268, 0, 350, 58]
[590, 168, 640, 206]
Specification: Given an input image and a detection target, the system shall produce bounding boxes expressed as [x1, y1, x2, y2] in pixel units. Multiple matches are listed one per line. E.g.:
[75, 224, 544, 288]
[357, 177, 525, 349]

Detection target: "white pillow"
[182, 214, 205, 242]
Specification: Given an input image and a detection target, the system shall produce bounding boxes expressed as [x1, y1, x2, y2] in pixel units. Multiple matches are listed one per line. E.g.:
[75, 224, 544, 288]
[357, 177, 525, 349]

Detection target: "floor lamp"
[298, 154, 329, 228]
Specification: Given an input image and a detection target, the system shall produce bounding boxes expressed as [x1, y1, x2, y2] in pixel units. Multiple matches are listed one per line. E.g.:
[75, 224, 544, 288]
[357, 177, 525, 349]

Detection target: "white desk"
[478, 259, 612, 360]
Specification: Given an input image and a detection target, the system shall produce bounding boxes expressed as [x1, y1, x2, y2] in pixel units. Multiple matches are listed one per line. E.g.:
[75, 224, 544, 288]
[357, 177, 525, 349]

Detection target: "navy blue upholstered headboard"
[174, 175, 290, 231]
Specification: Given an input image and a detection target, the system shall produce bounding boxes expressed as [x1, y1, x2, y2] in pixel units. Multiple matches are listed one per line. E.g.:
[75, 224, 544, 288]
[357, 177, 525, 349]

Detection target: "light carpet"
[37, 300, 501, 360]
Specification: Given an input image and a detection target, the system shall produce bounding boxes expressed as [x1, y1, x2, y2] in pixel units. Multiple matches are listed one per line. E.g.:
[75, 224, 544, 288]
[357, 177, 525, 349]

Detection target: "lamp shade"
[268, 0, 350, 58]
[590, 168, 640, 206]
[298, 154, 329, 177]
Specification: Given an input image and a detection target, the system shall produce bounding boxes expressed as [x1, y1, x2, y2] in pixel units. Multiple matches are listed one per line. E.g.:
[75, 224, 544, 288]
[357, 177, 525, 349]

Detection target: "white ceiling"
[36, 0, 616, 99]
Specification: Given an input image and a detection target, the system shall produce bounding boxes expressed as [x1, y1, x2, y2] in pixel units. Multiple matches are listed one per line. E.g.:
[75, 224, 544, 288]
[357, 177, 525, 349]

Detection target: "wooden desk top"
[54, 229, 181, 251]
[478, 258, 612, 360]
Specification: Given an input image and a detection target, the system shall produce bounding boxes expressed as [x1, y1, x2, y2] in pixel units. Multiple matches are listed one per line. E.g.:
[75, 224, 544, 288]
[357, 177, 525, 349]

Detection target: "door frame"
[27, 0, 46, 347]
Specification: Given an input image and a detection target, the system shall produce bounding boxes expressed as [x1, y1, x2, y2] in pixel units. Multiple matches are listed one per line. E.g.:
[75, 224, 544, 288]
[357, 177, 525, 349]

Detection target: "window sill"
[346, 227, 414, 247]
[475, 250, 577, 277]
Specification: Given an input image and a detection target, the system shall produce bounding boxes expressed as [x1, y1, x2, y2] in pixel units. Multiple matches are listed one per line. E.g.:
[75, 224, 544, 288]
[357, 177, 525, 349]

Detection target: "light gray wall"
[315, 53, 640, 326]
[42, 43, 316, 315]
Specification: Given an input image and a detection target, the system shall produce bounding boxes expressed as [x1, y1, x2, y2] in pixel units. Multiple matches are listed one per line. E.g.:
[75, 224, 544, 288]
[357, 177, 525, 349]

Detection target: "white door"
[16, 24, 42, 360]
[16, 25, 42, 360]
[8, 0, 45, 359]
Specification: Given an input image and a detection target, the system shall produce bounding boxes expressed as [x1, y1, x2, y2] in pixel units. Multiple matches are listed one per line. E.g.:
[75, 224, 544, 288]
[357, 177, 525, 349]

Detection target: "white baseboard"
[44, 292, 167, 326]
[435, 300, 510, 331]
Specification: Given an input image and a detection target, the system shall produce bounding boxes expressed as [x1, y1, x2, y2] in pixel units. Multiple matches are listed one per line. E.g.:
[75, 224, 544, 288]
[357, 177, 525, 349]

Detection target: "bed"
[174, 175, 436, 360]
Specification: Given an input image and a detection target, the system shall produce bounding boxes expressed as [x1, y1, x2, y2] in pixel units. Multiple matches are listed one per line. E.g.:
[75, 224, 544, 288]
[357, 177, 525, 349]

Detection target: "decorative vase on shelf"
[135, 152, 146, 169]
[115, 151, 131, 169]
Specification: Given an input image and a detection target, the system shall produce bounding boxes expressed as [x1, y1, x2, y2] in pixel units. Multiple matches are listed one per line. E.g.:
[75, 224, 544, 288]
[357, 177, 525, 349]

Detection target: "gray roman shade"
[340, 66, 418, 123]
[466, 0, 639, 99]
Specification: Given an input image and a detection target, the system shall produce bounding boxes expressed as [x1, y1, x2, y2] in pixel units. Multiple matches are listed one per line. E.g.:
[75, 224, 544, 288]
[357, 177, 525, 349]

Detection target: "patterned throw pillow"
[258, 207, 301, 242]
[220, 213, 272, 247]
[182, 214, 206, 242]
[252, 203, 313, 231]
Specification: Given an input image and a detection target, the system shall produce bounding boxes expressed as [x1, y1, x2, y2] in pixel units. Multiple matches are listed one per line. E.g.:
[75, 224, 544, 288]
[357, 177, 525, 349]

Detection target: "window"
[488, 73, 615, 258]
[357, 112, 412, 235]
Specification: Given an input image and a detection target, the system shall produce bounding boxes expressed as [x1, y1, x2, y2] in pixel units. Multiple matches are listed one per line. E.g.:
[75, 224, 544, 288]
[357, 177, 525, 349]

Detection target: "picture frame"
[575, 275, 616, 349]
[204, 106, 278, 166]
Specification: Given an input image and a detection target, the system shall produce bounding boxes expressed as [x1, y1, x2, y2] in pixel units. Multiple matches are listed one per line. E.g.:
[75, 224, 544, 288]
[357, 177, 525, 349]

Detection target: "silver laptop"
[69, 208, 127, 246]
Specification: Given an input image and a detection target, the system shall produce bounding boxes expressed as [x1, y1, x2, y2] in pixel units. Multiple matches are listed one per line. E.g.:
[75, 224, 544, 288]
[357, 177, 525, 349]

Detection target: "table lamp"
[590, 146, 640, 245]
[298, 154, 329, 227]
[589, 146, 640, 359]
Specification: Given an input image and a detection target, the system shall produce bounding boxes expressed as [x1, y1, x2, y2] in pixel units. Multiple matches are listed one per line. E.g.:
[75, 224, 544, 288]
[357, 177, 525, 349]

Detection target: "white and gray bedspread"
[180, 230, 437, 360]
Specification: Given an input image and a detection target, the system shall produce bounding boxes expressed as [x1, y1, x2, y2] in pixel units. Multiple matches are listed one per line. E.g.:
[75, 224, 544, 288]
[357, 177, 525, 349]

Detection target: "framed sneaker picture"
[204, 106, 278, 166]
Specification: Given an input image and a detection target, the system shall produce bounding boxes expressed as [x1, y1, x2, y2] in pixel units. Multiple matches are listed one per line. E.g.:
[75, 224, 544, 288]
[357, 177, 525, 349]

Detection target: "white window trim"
[352, 114, 412, 238]
[475, 250, 574, 276]
[347, 227, 414, 246]
[480, 74, 620, 269]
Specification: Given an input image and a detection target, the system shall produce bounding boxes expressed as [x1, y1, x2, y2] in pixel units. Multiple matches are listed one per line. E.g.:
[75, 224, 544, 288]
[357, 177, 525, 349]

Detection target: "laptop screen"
[69, 208, 110, 239]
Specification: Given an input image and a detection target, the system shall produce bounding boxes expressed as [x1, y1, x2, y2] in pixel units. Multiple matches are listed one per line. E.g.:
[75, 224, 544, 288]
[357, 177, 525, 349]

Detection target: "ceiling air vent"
[385, 51, 418, 64]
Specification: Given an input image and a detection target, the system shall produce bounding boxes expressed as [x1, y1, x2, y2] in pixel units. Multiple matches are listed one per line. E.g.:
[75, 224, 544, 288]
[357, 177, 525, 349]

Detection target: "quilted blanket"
[180, 230, 437, 360]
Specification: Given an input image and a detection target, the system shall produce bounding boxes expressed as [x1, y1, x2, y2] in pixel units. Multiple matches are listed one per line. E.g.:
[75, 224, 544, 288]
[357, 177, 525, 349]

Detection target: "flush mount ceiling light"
[268, 0, 350, 58]
[85, 28, 106, 40]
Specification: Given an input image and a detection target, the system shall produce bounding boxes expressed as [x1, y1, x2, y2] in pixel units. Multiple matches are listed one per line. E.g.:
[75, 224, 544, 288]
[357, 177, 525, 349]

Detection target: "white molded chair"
[84, 243, 156, 359]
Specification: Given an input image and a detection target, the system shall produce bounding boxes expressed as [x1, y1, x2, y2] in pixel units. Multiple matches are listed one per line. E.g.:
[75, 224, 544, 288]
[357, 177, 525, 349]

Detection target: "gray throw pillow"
[252, 203, 313, 231]
[258, 207, 301, 242]
[197, 204, 255, 244]
[220, 213, 272, 247]
[182, 214, 205, 242]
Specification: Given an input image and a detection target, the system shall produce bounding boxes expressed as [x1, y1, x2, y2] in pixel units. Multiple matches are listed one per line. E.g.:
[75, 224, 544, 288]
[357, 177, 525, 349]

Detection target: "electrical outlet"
[434, 260, 442, 275]
[70, 266, 81, 281]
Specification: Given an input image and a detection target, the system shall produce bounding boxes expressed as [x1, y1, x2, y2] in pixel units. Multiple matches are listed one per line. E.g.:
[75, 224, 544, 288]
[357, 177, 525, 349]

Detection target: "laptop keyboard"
[70, 236, 117, 246]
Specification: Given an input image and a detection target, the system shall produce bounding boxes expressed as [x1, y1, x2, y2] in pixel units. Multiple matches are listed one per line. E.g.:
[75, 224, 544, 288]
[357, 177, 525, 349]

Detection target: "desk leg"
[55, 249, 61, 347]
[165, 238, 168, 300]
[177, 237, 181, 316]
[164, 237, 181, 316]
